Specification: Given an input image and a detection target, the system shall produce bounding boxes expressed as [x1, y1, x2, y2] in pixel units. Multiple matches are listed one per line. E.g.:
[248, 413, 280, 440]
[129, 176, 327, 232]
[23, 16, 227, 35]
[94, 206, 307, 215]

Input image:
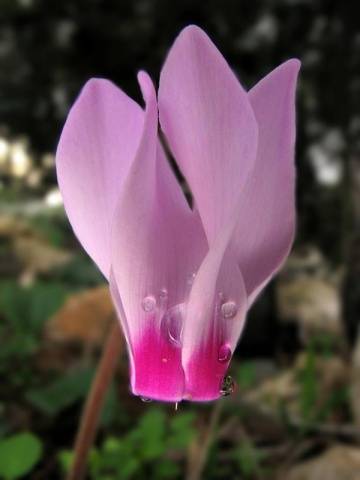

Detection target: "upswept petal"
[110, 71, 207, 402]
[56, 79, 143, 278]
[182, 236, 247, 401]
[159, 25, 258, 245]
[159, 25, 258, 400]
[231, 60, 301, 304]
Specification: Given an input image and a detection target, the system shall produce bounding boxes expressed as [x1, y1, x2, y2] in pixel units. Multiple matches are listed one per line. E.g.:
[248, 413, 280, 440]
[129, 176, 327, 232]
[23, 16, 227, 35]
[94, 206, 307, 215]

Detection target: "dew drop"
[218, 344, 232, 363]
[220, 375, 236, 397]
[186, 273, 196, 298]
[141, 295, 157, 312]
[159, 288, 168, 299]
[221, 301, 237, 319]
[158, 288, 169, 316]
[140, 396, 152, 403]
[162, 304, 184, 348]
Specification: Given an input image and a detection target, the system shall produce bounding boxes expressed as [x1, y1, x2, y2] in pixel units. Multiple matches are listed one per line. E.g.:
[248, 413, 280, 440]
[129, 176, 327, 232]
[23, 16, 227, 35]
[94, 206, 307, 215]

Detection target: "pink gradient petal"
[111, 71, 207, 401]
[56, 79, 143, 278]
[159, 25, 258, 399]
[110, 271, 183, 401]
[182, 237, 247, 401]
[231, 60, 301, 303]
[159, 25, 258, 245]
[131, 323, 183, 401]
[109, 269, 134, 375]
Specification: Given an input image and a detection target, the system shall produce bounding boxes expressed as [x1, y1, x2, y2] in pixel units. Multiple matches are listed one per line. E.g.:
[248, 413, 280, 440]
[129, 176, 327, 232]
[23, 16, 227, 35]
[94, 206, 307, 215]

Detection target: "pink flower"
[56, 26, 300, 402]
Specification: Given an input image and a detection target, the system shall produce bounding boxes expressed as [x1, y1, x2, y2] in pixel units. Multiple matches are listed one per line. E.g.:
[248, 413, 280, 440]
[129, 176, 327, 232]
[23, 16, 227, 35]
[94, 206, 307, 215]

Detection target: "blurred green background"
[1, 0, 360, 479]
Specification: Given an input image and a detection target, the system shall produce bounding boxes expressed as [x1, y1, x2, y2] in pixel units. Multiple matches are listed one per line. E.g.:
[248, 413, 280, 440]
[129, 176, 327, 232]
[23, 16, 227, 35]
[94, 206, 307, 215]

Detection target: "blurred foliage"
[0, 0, 360, 478]
[26, 367, 118, 426]
[233, 441, 265, 479]
[236, 362, 257, 391]
[59, 409, 195, 479]
[51, 253, 104, 288]
[0, 432, 43, 480]
[296, 340, 349, 428]
[0, 280, 68, 372]
[0, 280, 67, 332]
[28, 213, 68, 248]
[297, 348, 318, 424]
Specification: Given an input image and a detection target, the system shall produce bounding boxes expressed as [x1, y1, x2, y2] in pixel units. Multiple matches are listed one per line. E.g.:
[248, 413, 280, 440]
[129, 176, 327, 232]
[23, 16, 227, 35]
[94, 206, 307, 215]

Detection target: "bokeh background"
[1, 1, 360, 479]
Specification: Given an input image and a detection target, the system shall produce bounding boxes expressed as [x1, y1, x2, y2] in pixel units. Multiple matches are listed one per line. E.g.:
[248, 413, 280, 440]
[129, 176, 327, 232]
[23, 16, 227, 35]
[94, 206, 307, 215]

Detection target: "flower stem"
[66, 319, 123, 480]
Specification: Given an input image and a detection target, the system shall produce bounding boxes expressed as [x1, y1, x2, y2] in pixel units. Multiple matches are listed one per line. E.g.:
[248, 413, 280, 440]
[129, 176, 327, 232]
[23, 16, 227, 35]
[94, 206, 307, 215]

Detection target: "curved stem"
[67, 320, 123, 480]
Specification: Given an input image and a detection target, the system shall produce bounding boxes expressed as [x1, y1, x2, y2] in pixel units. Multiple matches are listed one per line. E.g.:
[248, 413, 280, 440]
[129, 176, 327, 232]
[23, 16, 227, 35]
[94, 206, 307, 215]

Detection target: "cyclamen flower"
[56, 26, 300, 402]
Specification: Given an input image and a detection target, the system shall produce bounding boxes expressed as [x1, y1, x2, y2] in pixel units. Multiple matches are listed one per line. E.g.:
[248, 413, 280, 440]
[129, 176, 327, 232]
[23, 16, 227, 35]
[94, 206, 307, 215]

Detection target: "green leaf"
[103, 437, 122, 453]
[118, 456, 140, 479]
[51, 254, 104, 287]
[135, 409, 166, 460]
[0, 281, 67, 330]
[29, 214, 67, 248]
[297, 348, 318, 423]
[168, 412, 195, 449]
[152, 459, 180, 479]
[234, 441, 264, 478]
[237, 362, 256, 390]
[0, 432, 43, 480]
[58, 450, 74, 474]
[89, 438, 140, 479]
[26, 368, 94, 416]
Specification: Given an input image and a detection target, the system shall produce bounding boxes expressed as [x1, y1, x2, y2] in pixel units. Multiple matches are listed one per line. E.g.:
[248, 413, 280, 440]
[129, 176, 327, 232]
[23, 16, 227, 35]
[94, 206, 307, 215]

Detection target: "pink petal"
[231, 60, 301, 304]
[159, 25, 258, 245]
[56, 79, 143, 278]
[109, 271, 184, 401]
[159, 25, 258, 400]
[182, 238, 247, 401]
[111, 71, 207, 402]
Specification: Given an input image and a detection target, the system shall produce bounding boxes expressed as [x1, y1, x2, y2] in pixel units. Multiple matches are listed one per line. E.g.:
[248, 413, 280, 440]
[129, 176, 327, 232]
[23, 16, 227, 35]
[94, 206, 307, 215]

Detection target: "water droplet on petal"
[221, 301, 237, 319]
[162, 304, 184, 348]
[141, 295, 157, 312]
[159, 288, 168, 299]
[158, 288, 169, 316]
[218, 344, 232, 363]
[140, 396, 153, 403]
[168, 313, 183, 347]
[220, 375, 236, 397]
[185, 273, 197, 298]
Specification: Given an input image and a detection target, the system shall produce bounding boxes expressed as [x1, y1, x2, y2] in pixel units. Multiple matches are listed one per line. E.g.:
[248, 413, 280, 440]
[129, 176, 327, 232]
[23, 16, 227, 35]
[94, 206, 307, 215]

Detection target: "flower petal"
[182, 237, 247, 401]
[111, 71, 207, 402]
[159, 25, 258, 400]
[159, 25, 258, 244]
[231, 60, 301, 304]
[56, 79, 143, 278]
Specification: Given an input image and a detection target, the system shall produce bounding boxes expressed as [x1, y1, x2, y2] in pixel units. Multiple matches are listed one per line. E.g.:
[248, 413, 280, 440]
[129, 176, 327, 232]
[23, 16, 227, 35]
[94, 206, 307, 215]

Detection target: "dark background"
[1, 1, 360, 479]
[1, 0, 360, 260]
